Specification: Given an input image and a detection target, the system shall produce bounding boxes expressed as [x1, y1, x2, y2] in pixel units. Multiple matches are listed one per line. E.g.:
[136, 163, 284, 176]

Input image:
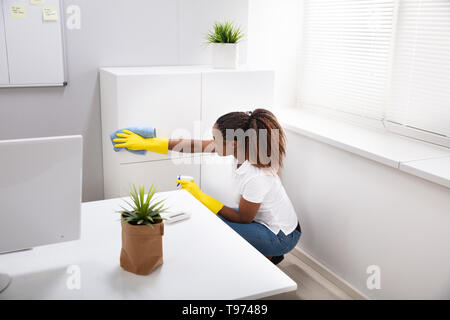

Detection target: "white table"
[0, 189, 296, 299]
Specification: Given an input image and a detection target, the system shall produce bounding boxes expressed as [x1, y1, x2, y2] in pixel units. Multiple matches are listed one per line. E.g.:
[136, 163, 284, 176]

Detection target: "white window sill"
[277, 108, 450, 189]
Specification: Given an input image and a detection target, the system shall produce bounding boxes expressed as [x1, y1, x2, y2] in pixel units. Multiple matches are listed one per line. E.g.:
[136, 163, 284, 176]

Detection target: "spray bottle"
[176, 175, 194, 189]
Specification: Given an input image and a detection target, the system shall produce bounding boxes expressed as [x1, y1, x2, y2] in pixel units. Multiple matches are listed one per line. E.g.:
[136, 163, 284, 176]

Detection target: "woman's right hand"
[113, 129, 169, 154]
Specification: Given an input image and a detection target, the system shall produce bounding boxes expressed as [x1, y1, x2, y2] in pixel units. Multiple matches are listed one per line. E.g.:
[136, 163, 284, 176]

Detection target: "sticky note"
[30, 0, 45, 5]
[10, 5, 26, 19]
[42, 6, 58, 21]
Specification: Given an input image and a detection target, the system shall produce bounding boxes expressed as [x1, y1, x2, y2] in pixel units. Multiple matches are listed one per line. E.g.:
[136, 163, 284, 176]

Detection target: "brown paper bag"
[120, 219, 164, 275]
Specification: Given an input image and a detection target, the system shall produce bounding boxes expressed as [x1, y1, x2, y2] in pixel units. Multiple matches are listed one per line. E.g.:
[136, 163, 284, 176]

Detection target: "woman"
[113, 108, 301, 265]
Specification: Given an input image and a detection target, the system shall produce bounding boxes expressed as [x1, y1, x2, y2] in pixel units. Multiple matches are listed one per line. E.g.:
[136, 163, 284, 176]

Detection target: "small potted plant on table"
[205, 20, 245, 69]
[116, 184, 168, 275]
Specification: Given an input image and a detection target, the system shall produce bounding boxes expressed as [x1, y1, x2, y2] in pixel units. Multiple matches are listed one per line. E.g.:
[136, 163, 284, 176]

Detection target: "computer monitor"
[0, 135, 83, 292]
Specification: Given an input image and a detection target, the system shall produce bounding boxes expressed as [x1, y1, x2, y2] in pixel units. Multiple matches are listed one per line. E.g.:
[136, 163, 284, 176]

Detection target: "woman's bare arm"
[168, 139, 215, 153]
[218, 196, 260, 224]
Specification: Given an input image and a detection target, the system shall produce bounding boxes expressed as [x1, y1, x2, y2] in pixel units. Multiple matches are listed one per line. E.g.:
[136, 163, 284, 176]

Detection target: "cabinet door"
[118, 157, 201, 198]
[116, 73, 202, 164]
[0, 4, 9, 85]
[200, 70, 275, 206]
[201, 154, 239, 208]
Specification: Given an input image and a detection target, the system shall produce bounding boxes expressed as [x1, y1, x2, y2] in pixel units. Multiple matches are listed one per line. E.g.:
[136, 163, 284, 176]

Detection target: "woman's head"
[212, 108, 286, 173]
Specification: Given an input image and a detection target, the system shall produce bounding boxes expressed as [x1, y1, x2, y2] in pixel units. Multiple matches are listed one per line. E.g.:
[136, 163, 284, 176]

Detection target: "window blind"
[298, 0, 396, 120]
[386, 0, 450, 137]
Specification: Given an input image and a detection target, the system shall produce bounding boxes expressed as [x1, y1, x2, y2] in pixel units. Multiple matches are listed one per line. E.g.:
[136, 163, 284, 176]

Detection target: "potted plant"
[116, 184, 168, 275]
[205, 20, 245, 69]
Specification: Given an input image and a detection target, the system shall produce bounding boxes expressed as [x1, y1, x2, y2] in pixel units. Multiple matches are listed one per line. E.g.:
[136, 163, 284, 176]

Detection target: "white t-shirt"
[231, 159, 299, 235]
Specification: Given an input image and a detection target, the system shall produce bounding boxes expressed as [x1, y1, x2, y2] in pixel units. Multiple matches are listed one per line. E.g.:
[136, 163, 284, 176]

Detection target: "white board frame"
[0, 0, 68, 88]
[0, 1, 10, 85]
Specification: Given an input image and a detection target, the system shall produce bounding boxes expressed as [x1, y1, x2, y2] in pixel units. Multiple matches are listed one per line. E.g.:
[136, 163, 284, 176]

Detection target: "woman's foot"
[270, 255, 284, 265]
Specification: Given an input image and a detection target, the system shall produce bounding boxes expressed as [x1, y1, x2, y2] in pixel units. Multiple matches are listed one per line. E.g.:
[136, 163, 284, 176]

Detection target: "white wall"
[247, 0, 302, 109]
[0, 0, 248, 202]
[281, 129, 450, 299]
[179, 0, 248, 66]
[246, 0, 450, 299]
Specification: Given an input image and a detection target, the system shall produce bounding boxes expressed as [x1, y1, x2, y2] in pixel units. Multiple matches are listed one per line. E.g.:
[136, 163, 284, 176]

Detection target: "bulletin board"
[0, 0, 67, 87]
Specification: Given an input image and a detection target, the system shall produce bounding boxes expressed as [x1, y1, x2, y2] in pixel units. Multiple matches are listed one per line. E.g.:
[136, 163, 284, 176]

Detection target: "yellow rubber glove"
[113, 129, 169, 154]
[175, 179, 224, 214]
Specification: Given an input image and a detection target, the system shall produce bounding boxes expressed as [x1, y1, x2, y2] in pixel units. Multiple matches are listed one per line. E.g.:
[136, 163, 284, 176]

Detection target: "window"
[387, 0, 450, 138]
[298, 0, 450, 146]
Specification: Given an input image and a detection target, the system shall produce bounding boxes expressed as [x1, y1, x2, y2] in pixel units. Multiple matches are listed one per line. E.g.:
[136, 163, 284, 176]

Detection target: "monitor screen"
[0, 135, 82, 253]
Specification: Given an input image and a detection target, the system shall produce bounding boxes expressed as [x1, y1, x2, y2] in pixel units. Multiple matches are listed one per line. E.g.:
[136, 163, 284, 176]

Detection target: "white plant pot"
[211, 43, 239, 69]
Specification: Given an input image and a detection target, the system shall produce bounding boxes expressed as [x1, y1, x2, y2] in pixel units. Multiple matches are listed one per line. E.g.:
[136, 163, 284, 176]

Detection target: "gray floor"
[262, 252, 354, 300]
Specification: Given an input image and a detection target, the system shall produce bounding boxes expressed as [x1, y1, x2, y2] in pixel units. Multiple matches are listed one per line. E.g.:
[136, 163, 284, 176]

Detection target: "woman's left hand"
[175, 178, 224, 214]
[175, 179, 203, 199]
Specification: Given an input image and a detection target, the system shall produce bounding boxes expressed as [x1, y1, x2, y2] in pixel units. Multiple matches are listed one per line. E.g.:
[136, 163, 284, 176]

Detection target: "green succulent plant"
[205, 20, 245, 44]
[116, 184, 168, 228]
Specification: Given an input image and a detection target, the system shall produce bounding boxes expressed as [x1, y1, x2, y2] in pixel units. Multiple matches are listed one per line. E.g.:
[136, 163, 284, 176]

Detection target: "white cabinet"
[101, 69, 202, 164]
[100, 66, 274, 201]
[119, 159, 201, 196]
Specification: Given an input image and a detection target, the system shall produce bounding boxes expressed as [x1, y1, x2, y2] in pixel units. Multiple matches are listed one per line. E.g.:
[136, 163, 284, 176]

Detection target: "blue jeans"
[217, 209, 301, 257]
